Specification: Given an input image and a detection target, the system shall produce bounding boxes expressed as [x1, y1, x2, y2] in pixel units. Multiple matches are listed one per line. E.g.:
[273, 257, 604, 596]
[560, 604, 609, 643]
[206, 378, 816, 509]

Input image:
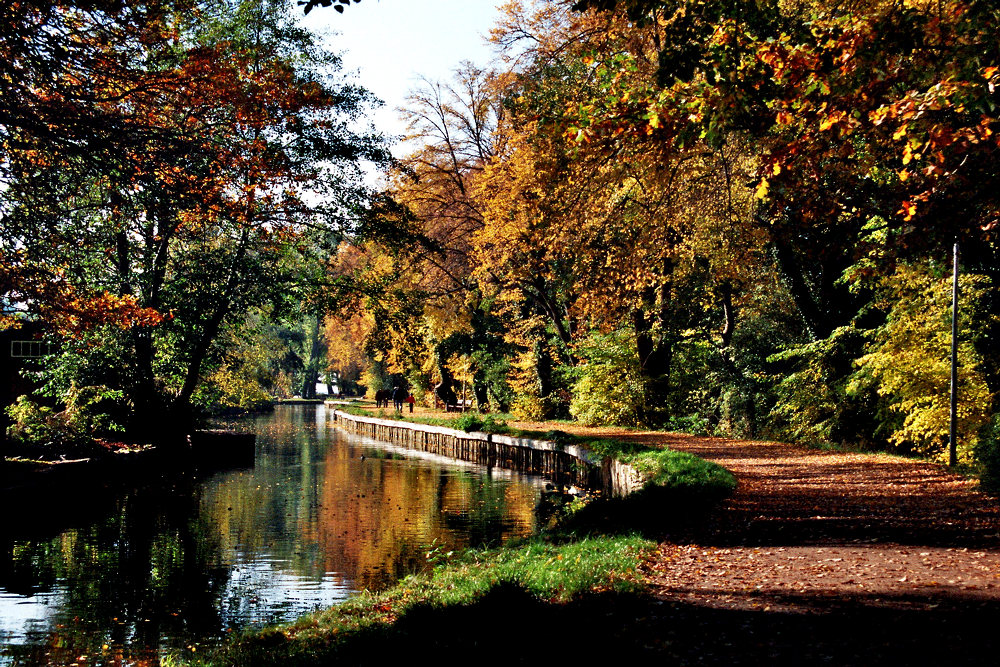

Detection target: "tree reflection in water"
[0, 405, 543, 664]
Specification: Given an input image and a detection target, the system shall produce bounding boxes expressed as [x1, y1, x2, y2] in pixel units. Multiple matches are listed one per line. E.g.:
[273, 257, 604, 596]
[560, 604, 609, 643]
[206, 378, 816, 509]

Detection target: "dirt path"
[342, 406, 1000, 661]
[514, 422, 1000, 664]
[633, 431, 1000, 594]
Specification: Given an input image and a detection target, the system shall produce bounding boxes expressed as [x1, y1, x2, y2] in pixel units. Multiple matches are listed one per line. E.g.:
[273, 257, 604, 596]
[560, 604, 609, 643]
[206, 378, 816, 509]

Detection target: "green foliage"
[6, 397, 65, 449]
[507, 344, 572, 422]
[33, 329, 131, 403]
[6, 385, 124, 455]
[1, 0, 390, 436]
[975, 414, 1000, 494]
[471, 348, 514, 413]
[420, 538, 456, 566]
[569, 330, 644, 427]
[452, 413, 511, 434]
[361, 360, 392, 399]
[196, 311, 292, 412]
[853, 264, 995, 462]
[664, 414, 712, 436]
[769, 326, 879, 447]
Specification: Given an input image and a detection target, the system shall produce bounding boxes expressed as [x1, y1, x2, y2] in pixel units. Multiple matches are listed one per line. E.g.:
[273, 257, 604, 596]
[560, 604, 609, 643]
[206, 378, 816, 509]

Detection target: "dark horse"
[374, 389, 391, 408]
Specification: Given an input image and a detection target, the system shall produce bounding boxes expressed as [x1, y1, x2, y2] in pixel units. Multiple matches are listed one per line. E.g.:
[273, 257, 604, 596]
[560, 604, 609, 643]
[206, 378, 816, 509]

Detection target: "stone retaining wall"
[330, 410, 648, 497]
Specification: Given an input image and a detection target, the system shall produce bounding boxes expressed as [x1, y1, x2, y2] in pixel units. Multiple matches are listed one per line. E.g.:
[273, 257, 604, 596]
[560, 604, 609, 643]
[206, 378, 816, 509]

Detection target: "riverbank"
[184, 535, 656, 665]
[1, 430, 255, 535]
[179, 406, 738, 666]
[181, 404, 1000, 665]
[332, 402, 737, 500]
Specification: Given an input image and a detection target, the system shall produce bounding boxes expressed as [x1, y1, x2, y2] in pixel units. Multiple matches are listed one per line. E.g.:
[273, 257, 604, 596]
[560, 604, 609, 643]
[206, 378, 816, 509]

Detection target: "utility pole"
[949, 241, 960, 466]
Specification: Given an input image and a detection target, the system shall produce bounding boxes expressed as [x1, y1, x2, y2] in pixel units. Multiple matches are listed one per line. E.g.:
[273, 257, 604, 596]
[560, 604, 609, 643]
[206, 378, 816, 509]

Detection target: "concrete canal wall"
[329, 410, 648, 497]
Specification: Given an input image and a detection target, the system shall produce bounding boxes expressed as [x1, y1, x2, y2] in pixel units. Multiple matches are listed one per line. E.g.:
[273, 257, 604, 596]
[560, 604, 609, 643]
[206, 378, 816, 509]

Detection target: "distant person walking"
[392, 386, 405, 412]
[406, 392, 415, 413]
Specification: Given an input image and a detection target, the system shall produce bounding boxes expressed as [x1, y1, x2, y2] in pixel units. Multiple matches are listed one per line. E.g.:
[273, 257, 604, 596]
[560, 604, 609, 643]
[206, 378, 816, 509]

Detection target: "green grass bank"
[175, 535, 653, 666]
[333, 404, 737, 498]
[172, 406, 736, 666]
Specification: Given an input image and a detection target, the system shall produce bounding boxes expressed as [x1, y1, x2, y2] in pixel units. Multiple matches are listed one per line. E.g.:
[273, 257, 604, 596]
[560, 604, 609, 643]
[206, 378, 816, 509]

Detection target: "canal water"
[0, 405, 545, 665]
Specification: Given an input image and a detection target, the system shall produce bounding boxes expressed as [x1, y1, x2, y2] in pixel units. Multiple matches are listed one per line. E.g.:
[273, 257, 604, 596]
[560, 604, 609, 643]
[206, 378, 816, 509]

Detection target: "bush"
[6, 385, 124, 456]
[665, 414, 712, 436]
[769, 326, 879, 447]
[569, 330, 644, 427]
[975, 415, 1000, 494]
[453, 413, 511, 434]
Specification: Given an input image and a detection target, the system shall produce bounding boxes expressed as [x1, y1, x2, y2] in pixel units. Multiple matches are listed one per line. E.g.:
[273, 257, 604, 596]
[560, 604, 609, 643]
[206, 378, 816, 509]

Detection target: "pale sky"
[300, 0, 504, 149]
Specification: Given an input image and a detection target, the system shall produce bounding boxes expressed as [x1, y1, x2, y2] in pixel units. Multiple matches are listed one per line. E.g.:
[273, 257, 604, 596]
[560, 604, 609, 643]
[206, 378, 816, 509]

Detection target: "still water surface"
[0, 405, 544, 665]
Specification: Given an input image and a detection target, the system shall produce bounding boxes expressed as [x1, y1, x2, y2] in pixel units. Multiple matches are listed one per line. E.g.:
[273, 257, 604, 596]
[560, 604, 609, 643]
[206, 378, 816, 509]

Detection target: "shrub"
[852, 264, 993, 462]
[975, 415, 1000, 494]
[569, 330, 644, 427]
[453, 413, 511, 434]
[6, 385, 124, 455]
[665, 414, 712, 436]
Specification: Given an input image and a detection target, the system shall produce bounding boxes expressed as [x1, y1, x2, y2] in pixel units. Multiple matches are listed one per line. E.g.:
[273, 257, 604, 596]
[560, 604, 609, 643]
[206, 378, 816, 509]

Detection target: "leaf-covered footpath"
[534, 421, 1000, 663]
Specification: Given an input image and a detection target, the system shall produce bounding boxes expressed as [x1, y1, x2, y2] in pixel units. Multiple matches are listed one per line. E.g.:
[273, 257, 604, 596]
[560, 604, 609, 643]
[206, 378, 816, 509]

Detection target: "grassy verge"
[335, 404, 737, 497]
[174, 406, 736, 666]
[175, 535, 653, 666]
[334, 403, 514, 433]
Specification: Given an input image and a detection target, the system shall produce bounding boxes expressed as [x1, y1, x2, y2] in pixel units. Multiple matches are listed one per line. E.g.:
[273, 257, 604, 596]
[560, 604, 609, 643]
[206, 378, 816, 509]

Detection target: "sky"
[300, 0, 505, 150]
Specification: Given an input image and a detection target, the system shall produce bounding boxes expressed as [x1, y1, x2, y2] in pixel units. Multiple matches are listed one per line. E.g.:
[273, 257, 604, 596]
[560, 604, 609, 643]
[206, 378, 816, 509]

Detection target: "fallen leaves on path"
[514, 421, 1000, 615]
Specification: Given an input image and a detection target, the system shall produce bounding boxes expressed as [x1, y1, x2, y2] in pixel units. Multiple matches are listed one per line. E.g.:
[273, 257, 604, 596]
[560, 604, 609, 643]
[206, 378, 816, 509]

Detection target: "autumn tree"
[563, 0, 999, 448]
[311, 0, 1000, 470]
[470, 1, 781, 426]
[0, 1, 181, 332]
[324, 63, 512, 409]
[2, 0, 389, 441]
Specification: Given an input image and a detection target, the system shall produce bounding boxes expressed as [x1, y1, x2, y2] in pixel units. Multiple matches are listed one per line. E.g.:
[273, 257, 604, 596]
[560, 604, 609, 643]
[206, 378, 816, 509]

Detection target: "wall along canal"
[0, 405, 546, 665]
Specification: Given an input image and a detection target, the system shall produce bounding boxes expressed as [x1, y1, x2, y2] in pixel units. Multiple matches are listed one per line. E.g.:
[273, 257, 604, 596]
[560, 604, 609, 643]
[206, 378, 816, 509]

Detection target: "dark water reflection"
[0, 405, 543, 665]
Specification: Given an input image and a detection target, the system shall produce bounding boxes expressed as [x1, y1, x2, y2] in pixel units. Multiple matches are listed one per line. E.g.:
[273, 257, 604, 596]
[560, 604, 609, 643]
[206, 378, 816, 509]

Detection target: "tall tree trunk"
[533, 336, 553, 411]
[433, 341, 457, 408]
[633, 306, 673, 426]
[300, 315, 322, 399]
[169, 228, 250, 440]
[633, 263, 675, 426]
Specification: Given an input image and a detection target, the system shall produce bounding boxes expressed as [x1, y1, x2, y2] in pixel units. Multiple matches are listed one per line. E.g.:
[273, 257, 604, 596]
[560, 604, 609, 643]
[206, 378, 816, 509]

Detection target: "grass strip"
[334, 404, 737, 497]
[174, 535, 653, 666]
[334, 404, 513, 433]
[175, 405, 736, 666]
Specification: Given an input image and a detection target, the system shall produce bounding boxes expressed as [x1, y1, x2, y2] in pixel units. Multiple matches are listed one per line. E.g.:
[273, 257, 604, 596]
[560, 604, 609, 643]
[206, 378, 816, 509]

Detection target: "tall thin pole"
[949, 241, 960, 466]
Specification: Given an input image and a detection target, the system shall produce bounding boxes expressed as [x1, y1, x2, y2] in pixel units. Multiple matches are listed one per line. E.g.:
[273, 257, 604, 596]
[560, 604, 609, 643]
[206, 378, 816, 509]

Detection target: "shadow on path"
[500, 426, 1000, 665]
[602, 431, 1000, 548]
[233, 583, 1000, 666]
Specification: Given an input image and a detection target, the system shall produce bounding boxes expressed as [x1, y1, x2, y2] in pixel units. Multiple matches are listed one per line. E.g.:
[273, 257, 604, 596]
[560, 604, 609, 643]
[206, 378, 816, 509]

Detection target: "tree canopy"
[7, 0, 1000, 476]
[1, 0, 390, 441]
[325, 0, 1000, 470]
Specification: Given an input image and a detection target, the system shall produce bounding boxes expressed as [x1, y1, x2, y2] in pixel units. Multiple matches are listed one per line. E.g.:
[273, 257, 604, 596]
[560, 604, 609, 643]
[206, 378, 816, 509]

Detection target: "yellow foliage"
[206, 366, 272, 410]
[445, 353, 474, 386]
[324, 311, 373, 382]
[424, 294, 472, 343]
[508, 347, 547, 421]
[854, 263, 995, 461]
